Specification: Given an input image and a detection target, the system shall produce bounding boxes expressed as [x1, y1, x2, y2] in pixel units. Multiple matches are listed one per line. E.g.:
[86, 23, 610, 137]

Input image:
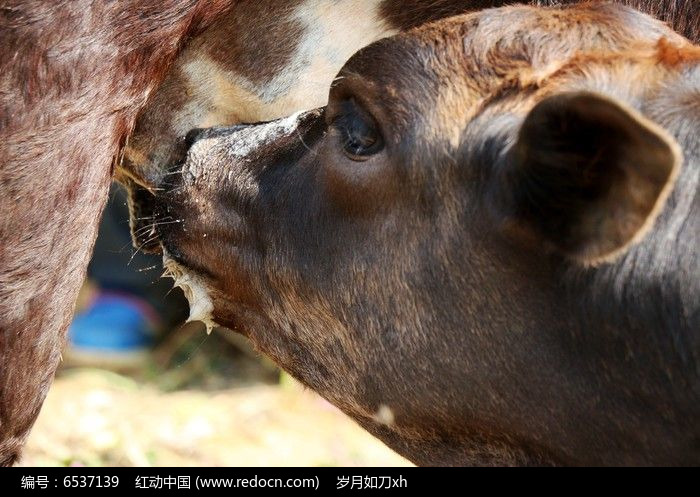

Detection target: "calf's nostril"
[184, 127, 205, 149]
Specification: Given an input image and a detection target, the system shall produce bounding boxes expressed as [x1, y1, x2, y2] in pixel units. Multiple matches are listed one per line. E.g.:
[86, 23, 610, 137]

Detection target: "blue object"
[67, 292, 157, 366]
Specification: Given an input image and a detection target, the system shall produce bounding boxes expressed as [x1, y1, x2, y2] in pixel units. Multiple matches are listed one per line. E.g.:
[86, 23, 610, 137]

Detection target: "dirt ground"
[20, 325, 411, 467]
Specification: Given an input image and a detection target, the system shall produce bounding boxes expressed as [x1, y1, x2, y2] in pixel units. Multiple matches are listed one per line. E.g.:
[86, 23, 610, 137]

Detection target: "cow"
[0, 0, 697, 467]
[0, 0, 245, 466]
[149, 3, 700, 465]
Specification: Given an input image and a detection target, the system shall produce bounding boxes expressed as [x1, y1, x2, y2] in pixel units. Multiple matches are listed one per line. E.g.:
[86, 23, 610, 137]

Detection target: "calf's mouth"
[119, 177, 164, 254]
[137, 110, 325, 331]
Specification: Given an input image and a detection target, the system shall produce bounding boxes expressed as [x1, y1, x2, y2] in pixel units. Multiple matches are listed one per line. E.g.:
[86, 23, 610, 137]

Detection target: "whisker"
[161, 169, 185, 177]
[132, 218, 181, 237]
[137, 264, 159, 272]
[296, 128, 315, 155]
[127, 234, 160, 265]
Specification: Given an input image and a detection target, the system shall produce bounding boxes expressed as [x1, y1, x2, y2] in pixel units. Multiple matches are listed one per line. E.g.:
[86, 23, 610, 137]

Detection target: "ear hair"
[497, 91, 681, 265]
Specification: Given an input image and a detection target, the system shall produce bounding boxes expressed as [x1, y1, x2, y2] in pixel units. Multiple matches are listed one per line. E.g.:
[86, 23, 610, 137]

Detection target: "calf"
[152, 3, 700, 465]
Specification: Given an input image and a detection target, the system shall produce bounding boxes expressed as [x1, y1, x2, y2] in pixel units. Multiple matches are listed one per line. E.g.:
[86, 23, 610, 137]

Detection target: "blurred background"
[21, 183, 409, 467]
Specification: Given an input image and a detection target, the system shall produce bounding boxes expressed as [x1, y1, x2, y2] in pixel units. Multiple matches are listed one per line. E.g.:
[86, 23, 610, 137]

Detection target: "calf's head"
[155, 4, 700, 465]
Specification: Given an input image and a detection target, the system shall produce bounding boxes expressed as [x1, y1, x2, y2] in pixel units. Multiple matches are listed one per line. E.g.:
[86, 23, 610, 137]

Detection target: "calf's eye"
[332, 99, 383, 161]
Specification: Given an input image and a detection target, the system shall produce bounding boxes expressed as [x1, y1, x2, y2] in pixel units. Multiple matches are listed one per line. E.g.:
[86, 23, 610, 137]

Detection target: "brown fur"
[381, 0, 699, 39]
[0, 0, 235, 466]
[657, 36, 700, 66]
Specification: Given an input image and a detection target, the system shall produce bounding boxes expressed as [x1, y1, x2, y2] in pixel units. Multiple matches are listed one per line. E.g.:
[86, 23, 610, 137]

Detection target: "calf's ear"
[499, 91, 680, 264]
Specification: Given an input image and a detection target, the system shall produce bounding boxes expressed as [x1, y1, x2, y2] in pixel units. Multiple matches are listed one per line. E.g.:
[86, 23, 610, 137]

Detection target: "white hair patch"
[226, 110, 306, 159]
[373, 404, 395, 426]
